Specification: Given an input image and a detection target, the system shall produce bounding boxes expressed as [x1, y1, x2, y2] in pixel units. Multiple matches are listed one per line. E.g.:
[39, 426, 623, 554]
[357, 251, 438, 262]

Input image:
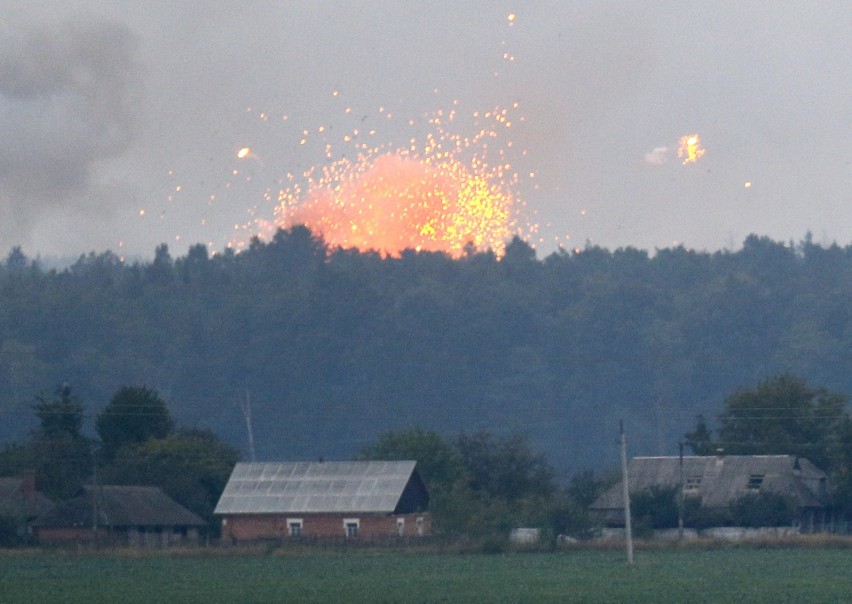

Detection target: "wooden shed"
[33, 485, 206, 546]
[214, 461, 430, 542]
[590, 455, 829, 529]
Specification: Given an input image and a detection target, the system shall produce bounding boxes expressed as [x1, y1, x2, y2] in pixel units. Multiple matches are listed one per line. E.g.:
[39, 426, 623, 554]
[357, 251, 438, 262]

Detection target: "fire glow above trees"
[220, 13, 536, 259]
[265, 104, 528, 258]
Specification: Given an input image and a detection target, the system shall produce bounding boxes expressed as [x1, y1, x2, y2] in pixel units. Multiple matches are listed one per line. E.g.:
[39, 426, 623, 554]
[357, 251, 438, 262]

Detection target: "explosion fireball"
[268, 103, 527, 258]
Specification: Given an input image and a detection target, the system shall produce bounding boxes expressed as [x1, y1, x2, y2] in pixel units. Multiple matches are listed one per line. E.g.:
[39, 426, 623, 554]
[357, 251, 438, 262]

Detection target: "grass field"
[1, 543, 851, 603]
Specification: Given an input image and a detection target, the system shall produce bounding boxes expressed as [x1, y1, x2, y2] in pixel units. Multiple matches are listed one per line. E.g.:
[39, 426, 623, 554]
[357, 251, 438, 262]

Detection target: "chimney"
[20, 470, 37, 494]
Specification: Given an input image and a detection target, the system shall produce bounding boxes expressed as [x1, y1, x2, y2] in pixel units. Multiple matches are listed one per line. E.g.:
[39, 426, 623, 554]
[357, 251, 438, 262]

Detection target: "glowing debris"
[237, 147, 251, 159]
[678, 134, 705, 165]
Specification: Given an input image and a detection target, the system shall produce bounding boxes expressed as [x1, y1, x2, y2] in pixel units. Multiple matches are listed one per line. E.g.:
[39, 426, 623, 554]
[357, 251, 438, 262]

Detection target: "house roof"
[33, 486, 205, 528]
[214, 461, 426, 515]
[590, 455, 828, 513]
[0, 476, 54, 519]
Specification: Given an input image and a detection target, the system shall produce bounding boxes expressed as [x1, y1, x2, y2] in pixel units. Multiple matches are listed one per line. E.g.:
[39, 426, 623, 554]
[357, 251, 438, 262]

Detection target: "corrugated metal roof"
[591, 455, 827, 512]
[214, 461, 419, 515]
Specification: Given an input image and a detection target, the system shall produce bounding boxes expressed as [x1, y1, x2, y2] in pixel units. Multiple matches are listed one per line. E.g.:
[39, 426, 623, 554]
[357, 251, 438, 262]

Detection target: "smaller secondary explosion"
[678, 134, 705, 165]
[269, 105, 526, 258]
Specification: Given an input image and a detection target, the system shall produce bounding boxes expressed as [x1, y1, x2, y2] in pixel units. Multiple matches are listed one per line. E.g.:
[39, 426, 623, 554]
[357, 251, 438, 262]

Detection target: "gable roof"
[591, 455, 828, 513]
[33, 486, 205, 528]
[0, 476, 54, 519]
[214, 461, 428, 515]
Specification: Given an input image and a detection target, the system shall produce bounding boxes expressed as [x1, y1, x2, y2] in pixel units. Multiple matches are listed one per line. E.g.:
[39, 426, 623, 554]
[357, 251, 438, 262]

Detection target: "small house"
[590, 455, 829, 531]
[33, 485, 206, 546]
[214, 461, 430, 542]
[0, 473, 54, 543]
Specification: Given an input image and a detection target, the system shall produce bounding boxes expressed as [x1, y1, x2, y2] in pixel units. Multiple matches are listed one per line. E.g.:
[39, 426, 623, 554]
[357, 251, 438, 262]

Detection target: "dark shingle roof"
[33, 486, 205, 528]
[215, 461, 426, 515]
[591, 455, 828, 513]
[0, 476, 54, 519]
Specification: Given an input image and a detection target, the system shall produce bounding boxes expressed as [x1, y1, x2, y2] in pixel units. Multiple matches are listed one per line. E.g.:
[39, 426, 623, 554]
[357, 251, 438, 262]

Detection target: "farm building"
[590, 455, 830, 531]
[33, 485, 206, 546]
[215, 461, 430, 542]
[0, 473, 54, 543]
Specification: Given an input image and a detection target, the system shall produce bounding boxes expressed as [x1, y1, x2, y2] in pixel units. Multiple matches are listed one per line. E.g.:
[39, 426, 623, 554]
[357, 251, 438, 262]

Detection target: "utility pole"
[239, 389, 257, 462]
[678, 441, 685, 542]
[91, 449, 99, 548]
[620, 420, 634, 565]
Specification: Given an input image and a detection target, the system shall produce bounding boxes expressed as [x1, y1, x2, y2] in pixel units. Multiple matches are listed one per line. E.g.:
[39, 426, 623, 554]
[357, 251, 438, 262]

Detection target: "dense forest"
[1, 227, 851, 476]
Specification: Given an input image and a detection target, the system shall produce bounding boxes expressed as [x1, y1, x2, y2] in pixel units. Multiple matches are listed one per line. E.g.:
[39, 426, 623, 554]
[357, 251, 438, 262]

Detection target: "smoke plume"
[0, 17, 142, 249]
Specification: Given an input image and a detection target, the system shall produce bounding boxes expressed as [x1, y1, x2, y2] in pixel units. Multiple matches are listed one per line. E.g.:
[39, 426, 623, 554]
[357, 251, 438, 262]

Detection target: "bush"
[0, 515, 24, 547]
[729, 492, 797, 527]
[684, 499, 731, 529]
[631, 486, 680, 529]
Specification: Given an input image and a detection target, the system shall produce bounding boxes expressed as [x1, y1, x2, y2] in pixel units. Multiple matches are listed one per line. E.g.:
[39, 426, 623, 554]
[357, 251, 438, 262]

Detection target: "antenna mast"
[239, 389, 257, 462]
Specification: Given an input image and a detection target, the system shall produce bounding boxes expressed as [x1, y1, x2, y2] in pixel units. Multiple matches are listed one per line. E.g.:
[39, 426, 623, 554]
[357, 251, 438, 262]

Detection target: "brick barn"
[214, 460, 430, 542]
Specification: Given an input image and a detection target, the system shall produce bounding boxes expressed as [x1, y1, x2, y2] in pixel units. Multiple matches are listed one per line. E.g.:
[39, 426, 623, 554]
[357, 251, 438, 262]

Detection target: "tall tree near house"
[684, 415, 717, 456]
[31, 384, 92, 500]
[456, 431, 556, 502]
[715, 373, 846, 469]
[96, 386, 174, 461]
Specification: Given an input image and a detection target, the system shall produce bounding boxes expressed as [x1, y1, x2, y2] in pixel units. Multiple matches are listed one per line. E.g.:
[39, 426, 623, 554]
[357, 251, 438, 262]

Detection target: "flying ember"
[678, 134, 705, 164]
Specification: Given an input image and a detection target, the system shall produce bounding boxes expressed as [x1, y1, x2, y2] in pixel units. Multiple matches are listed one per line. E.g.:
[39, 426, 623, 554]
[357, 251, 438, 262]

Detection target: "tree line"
[2, 228, 852, 475]
[1, 373, 848, 546]
[0, 384, 239, 531]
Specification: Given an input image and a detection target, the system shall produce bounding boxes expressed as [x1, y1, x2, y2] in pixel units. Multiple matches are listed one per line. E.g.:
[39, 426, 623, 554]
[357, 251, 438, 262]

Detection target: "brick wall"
[36, 526, 200, 547]
[34, 526, 109, 543]
[221, 512, 431, 542]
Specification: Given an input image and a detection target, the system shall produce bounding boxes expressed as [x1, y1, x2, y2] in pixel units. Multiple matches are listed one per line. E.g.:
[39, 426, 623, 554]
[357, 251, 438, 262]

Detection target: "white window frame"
[344, 518, 360, 537]
[396, 518, 405, 536]
[287, 518, 303, 537]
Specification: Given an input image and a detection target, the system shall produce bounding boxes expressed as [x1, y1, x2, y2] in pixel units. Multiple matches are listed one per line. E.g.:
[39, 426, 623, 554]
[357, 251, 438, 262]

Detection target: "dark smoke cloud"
[0, 17, 141, 245]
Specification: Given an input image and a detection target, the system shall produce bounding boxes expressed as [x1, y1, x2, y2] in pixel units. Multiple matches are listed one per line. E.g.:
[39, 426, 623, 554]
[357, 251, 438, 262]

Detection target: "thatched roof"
[591, 455, 827, 515]
[0, 476, 54, 520]
[33, 486, 205, 528]
[214, 461, 429, 515]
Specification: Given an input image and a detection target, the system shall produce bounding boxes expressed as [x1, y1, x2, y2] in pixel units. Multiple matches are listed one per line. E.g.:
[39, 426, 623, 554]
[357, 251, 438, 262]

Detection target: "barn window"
[416, 516, 424, 536]
[747, 474, 765, 490]
[287, 519, 302, 537]
[396, 518, 405, 536]
[684, 476, 702, 491]
[344, 518, 360, 537]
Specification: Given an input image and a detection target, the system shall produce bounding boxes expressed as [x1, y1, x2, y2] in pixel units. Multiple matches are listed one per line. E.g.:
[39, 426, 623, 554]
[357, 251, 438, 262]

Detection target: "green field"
[1, 545, 851, 603]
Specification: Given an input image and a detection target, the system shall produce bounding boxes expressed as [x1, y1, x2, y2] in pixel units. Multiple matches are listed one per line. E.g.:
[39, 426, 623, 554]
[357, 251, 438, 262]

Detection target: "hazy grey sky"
[2, 1, 850, 259]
